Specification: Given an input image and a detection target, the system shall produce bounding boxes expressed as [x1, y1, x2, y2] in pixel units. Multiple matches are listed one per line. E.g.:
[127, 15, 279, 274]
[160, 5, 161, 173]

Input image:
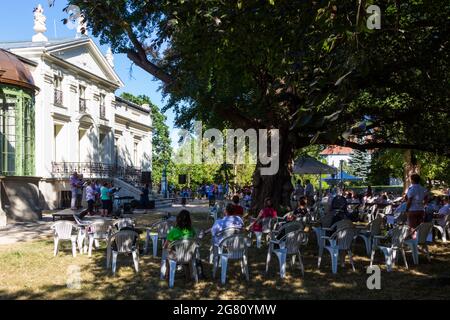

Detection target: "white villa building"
[0, 5, 152, 224]
[320, 146, 353, 168]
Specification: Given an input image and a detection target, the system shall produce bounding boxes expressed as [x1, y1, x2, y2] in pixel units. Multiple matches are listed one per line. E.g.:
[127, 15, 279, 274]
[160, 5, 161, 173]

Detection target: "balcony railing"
[54, 89, 63, 106]
[79, 98, 87, 113]
[51, 162, 142, 185]
[100, 104, 106, 119]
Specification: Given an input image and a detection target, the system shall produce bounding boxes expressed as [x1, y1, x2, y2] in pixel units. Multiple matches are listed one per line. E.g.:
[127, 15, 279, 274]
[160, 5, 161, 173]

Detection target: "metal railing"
[79, 98, 87, 113]
[54, 89, 63, 106]
[51, 162, 142, 184]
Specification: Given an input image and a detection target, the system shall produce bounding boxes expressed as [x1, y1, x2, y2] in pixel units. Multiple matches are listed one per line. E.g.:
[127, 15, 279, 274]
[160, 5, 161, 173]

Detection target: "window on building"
[133, 141, 138, 167]
[114, 137, 119, 167]
[79, 85, 86, 112]
[0, 89, 35, 176]
[23, 98, 34, 175]
[53, 75, 63, 106]
[99, 93, 106, 119]
[54, 124, 63, 162]
[0, 96, 16, 174]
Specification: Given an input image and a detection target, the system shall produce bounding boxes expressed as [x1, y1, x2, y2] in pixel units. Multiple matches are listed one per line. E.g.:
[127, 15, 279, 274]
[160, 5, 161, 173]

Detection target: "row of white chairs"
[51, 216, 139, 275]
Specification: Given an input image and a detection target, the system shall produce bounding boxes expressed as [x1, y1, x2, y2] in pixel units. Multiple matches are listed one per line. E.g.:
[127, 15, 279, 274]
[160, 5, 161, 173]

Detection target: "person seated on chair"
[163, 210, 200, 281]
[437, 197, 450, 228]
[247, 197, 277, 232]
[203, 203, 244, 247]
[293, 198, 309, 219]
[230, 195, 244, 216]
[164, 210, 196, 246]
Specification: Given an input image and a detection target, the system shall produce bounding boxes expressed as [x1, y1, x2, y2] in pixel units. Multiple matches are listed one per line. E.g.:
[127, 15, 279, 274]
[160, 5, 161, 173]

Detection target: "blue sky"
[0, 0, 179, 147]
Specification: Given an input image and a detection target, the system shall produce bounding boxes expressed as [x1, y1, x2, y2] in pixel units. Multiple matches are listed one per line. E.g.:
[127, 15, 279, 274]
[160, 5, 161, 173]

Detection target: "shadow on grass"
[1, 212, 450, 299]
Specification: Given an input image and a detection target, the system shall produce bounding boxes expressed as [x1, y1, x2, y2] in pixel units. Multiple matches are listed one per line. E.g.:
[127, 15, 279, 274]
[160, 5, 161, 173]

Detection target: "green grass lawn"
[1, 212, 450, 299]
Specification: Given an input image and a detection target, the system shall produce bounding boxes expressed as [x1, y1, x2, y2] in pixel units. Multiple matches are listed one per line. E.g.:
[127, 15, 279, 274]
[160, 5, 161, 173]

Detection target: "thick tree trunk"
[403, 149, 420, 192]
[250, 131, 294, 213]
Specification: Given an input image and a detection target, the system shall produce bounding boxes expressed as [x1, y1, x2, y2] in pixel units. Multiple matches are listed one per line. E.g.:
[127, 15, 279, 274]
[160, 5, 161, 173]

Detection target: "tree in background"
[120, 93, 172, 189]
[349, 149, 371, 182]
[170, 133, 256, 190]
[369, 149, 450, 189]
[66, 0, 450, 209]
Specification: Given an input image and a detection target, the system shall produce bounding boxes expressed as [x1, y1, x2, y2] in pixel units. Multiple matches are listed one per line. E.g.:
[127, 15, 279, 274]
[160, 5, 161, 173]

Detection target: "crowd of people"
[69, 171, 122, 217]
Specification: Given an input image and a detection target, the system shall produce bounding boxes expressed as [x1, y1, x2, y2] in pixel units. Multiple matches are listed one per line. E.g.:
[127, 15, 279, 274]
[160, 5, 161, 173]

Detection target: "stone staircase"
[113, 178, 172, 209]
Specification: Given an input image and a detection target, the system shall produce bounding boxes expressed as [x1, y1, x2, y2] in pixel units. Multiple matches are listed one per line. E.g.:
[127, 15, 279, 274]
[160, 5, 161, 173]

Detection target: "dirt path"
[0, 201, 212, 246]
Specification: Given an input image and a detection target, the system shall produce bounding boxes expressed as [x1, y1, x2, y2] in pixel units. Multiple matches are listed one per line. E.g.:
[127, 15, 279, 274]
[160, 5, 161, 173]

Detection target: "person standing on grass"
[140, 183, 150, 208]
[108, 182, 121, 216]
[293, 198, 309, 218]
[218, 183, 224, 201]
[304, 179, 315, 206]
[94, 180, 101, 214]
[294, 180, 304, 201]
[231, 195, 244, 216]
[406, 174, 429, 231]
[85, 180, 97, 216]
[100, 182, 111, 217]
[76, 174, 85, 209]
[70, 171, 82, 210]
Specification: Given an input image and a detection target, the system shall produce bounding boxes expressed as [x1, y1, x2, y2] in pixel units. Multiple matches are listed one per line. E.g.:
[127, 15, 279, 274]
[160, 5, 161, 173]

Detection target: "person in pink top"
[248, 197, 277, 232]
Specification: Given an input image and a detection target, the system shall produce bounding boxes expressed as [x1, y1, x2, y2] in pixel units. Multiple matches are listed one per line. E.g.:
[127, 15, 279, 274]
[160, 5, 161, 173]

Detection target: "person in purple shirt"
[70, 171, 82, 210]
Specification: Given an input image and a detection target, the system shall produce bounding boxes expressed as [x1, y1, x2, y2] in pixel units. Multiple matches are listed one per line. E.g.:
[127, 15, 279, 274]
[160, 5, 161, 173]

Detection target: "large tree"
[65, 0, 450, 210]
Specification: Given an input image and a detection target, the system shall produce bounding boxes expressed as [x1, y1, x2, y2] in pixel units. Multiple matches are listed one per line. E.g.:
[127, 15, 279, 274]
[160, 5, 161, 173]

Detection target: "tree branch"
[126, 50, 174, 84]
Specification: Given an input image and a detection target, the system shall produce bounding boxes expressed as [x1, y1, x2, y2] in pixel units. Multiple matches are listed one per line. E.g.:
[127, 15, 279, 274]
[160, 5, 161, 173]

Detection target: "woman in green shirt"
[163, 210, 198, 281]
[165, 210, 196, 244]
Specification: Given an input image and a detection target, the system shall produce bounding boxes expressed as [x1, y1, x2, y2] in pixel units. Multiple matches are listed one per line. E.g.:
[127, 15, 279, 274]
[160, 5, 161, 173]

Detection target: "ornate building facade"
[0, 5, 152, 224]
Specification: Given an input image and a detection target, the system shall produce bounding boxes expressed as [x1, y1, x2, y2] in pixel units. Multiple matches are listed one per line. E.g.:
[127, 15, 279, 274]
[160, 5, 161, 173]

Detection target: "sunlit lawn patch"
[1, 212, 449, 299]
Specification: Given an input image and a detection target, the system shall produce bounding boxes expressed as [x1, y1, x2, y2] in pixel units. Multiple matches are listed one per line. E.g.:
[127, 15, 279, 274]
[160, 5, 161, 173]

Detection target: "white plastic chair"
[213, 234, 251, 284]
[144, 219, 174, 256]
[72, 214, 92, 254]
[266, 225, 308, 278]
[51, 221, 79, 257]
[404, 222, 434, 264]
[87, 220, 113, 257]
[370, 224, 410, 272]
[318, 226, 358, 274]
[249, 217, 274, 248]
[312, 212, 335, 266]
[108, 230, 140, 275]
[357, 217, 383, 256]
[114, 218, 135, 230]
[165, 239, 199, 288]
[207, 205, 219, 223]
[433, 215, 450, 243]
[384, 205, 393, 216]
[367, 205, 378, 223]
[209, 227, 243, 265]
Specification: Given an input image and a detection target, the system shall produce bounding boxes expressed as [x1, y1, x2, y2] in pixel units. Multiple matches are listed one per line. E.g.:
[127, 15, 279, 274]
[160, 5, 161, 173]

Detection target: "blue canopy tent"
[293, 156, 338, 201]
[321, 171, 363, 184]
